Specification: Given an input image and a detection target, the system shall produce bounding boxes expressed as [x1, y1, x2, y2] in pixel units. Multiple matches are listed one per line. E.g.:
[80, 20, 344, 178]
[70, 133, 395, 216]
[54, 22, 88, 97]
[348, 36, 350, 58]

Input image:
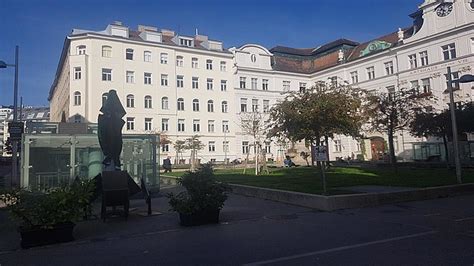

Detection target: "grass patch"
[163, 166, 474, 195]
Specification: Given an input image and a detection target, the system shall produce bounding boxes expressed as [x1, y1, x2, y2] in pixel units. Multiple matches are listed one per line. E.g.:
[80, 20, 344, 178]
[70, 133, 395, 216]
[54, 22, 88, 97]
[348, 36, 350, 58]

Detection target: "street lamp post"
[0, 46, 19, 188]
[447, 67, 474, 184]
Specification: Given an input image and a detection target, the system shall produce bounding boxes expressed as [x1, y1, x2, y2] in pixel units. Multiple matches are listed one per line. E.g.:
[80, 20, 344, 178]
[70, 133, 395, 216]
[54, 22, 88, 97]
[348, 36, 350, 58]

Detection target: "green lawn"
[163, 166, 474, 195]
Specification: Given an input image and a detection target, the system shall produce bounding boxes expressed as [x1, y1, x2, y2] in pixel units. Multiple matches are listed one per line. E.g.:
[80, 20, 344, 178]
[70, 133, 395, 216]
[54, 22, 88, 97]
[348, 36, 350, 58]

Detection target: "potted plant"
[168, 163, 230, 226]
[1, 179, 95, 248]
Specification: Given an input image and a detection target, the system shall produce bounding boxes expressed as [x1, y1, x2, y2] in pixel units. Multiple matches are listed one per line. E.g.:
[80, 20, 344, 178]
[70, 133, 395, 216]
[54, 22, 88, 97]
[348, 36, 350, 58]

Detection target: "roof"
[270, 38, 359, 57]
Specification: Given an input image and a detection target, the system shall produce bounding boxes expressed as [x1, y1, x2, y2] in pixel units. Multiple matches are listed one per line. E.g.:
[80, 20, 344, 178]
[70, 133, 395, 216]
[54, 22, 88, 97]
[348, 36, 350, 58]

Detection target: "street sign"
[314, 145, 328, 161]
[8, 121, 24, 140]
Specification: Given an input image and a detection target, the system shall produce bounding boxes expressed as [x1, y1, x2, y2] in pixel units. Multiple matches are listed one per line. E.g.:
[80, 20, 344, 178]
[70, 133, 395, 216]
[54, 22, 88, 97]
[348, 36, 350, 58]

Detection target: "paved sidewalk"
[1, 188, 474, 265]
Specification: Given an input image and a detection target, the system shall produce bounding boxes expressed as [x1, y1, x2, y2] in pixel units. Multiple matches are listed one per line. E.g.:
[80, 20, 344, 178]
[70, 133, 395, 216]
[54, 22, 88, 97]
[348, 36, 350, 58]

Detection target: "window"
[220, 61, 226, 71]
[442, 43, 456, 60]
[252, 99, 258, 112]
[177, 98, 184, 111]
[161, 97, 169, 110]
[208, 120, 215, 132]
[144, 72, 152, 85]
[144, 96, 153, 109]
[411, 80, 420, 95]
[221, 80, 227, 91]
[77, 45, 86, 55]
[176, 75, 184, 88]
[102, 93, 108, 106]
[384, 61, 394, 75]
[192, 77, 199, 89]
[240, 77, 246, 89]
[162, 144, 170, 152]
[180, 38, 193, 47]
[387, 86, 396, 101]
[263, 100, 270, 113]
[265, 142, 271, 154]
[207, 78, 213, 90]
[193, 120, 200, 132]
[145, 118, 153, 131]
[192, 57, 198, 68]
[126, 48, 134, 60]
[126, 117, 135, 130]
[192, 99, 200, 111]
[329, 76, 337, 87]
[160, 53, 168, 64]
[299, 82, 306, 93]
[334, 140, 342, 152]
[176, 55, 184, 67]
[126, 71, 134, 83]
[445, 71, 460, 91]
[251, 78, 258, 90]
[222, 101, 228, 113]
[126, 94, 135, 108]
[222, 120, 229, 132]
[206, 59, 213, 70]
[408, 54, 417, 69]
[161, 74, 168, 86]
[240, 98, 247, 112]
[223, 141, 229, 153]
[366, 67, 375, 80]
[178, 119, 185, 132]
[102, 68, 112, 81]
[207, 100, 214, 112]
[208, 141, 216, 152]
[471, 38, 474, 53]
[421, 78, 431, 94]
[350, 71, 358, 84]
[161, 118, 169, 132]
[102, 46, 112, 57]
[74, 67, 81, 80]
[283, 80, 290, 91]
[262, 79, 269, 91]
[242, 141, 249, 154]
[144, 51, 152, 62]
[73, 91, 81, 106]
[420, 51, 429, 66]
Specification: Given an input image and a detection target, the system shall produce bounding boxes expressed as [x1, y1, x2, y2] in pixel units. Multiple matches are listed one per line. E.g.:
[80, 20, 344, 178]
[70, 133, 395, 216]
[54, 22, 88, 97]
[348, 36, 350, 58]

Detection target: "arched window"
[73, 91, 81, 106]
[144, 96, 152, 109]
[207, 100, 214, 112]
[77, 45, 86, 55]
[161, 97, 169, 110]
[144, 51, 152, 62]
[102, 93, 108, 106]
[177, 98, 184, 111]
[102, 46, 112, 57]
[192, 99, 200, 112]
[221, 101, 228, 113]
[126, 94, 135, 108]
[126, 48, 134, 60]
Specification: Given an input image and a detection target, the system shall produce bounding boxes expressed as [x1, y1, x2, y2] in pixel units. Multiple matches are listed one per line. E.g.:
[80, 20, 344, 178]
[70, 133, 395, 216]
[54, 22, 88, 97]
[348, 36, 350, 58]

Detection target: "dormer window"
[77, 45, 86, 55]
[179, 38, 193, 47]
[126, 48, 134, 60]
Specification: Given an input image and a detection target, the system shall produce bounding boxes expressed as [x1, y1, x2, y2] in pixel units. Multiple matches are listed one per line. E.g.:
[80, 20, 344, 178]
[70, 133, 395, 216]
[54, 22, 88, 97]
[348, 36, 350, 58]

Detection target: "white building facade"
[49, 0, 474, 163]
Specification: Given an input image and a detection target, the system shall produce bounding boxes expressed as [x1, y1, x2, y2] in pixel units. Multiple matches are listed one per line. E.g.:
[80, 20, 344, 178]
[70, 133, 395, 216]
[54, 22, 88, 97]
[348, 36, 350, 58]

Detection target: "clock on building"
[435, 3, 453, 17]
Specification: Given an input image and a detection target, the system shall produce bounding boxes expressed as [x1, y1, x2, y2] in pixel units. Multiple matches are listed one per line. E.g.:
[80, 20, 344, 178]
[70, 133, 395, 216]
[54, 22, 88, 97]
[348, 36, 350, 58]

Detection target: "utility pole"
[447, 66, 462, 184]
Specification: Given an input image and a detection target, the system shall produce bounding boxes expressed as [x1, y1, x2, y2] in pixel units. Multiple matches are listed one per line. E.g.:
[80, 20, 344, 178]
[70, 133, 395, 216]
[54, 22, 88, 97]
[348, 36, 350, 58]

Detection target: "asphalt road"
[1, 192, 474, 265]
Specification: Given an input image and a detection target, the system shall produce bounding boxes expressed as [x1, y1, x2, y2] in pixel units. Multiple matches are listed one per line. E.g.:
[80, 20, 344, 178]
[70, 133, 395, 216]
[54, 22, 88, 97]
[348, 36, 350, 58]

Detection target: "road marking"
[243, 231, 437, 266]
[454, 217, 474, 222]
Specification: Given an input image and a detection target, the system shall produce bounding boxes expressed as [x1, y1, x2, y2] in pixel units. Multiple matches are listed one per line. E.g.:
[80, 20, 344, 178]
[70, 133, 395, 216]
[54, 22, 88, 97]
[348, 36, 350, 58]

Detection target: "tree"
[173, 140, 186, 165]
[367, 87, 432, 168]
[239, 111, 269, 175]
[184, 135, 205, 171]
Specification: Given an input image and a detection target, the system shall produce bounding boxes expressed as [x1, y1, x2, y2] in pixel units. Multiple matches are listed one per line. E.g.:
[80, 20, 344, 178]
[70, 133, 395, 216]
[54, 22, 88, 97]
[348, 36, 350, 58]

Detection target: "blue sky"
[0, 0, 421, 106]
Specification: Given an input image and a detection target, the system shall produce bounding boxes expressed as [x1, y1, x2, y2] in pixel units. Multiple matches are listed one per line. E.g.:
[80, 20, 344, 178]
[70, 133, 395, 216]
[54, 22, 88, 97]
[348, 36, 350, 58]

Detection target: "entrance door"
[370, 137, 385, 161]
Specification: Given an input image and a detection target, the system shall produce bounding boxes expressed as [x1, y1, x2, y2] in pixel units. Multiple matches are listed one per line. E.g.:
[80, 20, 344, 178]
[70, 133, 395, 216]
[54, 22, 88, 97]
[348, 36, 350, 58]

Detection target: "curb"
[229, 183, 474, 211]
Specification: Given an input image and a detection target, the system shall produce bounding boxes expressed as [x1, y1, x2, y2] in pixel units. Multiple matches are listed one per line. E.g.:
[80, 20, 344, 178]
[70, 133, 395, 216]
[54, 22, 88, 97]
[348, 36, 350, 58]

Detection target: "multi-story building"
[49, 0, 474, 163]
[0, 107, 13, 155]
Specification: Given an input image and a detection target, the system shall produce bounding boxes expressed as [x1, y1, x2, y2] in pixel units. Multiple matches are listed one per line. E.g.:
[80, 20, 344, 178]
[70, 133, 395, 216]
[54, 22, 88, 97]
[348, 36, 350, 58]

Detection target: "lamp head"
[0, 61, 7, 69]
[457, 74, 474, 84]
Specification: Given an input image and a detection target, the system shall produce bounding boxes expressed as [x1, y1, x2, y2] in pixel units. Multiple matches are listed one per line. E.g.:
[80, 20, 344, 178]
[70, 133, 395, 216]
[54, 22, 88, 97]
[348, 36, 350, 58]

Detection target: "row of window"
[239, 98, 271, 113]
[241, 141, 272, 154]
[238, 77, 307, 93]
[77, 45, 227, 70]
[350, 43, 457, 84]
[125, 117, 230, 133]
[162, 140, 230, 153]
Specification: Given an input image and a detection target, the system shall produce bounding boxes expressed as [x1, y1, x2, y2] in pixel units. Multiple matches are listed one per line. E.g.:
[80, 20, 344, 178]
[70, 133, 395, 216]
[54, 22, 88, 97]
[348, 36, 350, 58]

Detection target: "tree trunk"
[324, 136, 330, 170]
[254, 141, 258, 176]
[442, 134, 450, 169]
[387, 128, 397, 171]
[310, 143, 315, 166]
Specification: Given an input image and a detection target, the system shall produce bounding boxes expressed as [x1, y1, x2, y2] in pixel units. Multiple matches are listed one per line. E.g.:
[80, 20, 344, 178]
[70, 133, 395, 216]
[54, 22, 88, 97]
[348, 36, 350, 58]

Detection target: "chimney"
[112, 21, 123, 26]
[161, 29, 175, 37]
[138, 25, 158, 32]
[195, 34, 208, 42]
